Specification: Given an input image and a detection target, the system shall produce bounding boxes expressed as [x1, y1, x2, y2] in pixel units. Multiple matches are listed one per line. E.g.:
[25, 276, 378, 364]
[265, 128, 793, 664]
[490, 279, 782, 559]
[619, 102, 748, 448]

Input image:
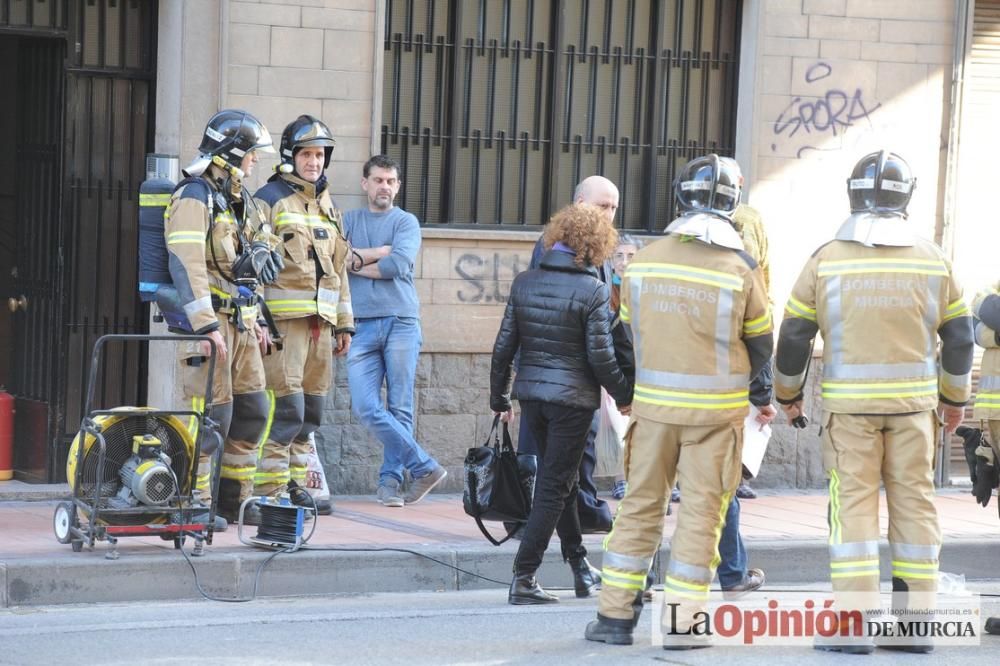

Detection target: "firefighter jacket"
[252, 173, 354, 334]
[164, 163, 262, 334]
[774, 218, 974, 414]
[619, 215, 773, 426]
[732, 204, 770, 294]
[972, 282, 1000, 420]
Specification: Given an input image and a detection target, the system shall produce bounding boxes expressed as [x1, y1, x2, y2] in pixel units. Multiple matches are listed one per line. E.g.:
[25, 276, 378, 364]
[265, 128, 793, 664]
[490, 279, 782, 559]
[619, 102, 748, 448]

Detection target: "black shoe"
[585, 615, 634, 645]
[312, 498, 333, 515]
[663, 643, 711, 651]
[288, 481, 331, 515]
[986, 617, 1000, 635]
[508, 574, 559, 605]
[569, 557, 601, 598]
[878, 644, 933, 654]
[814, 642, 875, 655]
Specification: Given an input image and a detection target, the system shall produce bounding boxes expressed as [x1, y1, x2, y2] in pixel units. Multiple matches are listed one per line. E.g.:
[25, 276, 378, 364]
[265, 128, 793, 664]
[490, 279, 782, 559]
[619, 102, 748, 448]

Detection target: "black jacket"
[490, 250, 633, 412]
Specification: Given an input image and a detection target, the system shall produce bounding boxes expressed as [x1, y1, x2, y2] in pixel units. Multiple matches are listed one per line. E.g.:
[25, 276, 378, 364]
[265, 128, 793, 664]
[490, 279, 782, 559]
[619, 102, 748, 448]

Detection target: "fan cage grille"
[77, 415, 194, 524]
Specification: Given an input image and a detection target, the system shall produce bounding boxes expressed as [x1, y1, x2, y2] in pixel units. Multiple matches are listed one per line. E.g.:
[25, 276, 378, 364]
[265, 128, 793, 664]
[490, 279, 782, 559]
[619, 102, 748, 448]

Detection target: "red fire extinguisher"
[0, 388, 13, 480]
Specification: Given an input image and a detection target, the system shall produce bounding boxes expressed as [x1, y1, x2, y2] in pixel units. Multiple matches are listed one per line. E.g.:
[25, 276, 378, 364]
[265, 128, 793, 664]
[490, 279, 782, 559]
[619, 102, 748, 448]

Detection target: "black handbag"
[463, 414, 537, 545]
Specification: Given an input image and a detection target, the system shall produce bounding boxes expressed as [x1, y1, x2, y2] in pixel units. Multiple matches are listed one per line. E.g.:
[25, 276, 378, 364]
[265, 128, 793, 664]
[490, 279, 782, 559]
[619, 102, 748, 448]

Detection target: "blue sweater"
[343, 206, 421, 319]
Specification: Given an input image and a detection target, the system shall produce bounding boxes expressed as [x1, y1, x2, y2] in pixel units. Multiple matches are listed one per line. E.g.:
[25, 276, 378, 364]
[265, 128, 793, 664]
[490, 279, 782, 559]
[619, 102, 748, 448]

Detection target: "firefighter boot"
[216, 478, 250, 524]
[878, 578, 934, 654]
[585, 615, 634, 646]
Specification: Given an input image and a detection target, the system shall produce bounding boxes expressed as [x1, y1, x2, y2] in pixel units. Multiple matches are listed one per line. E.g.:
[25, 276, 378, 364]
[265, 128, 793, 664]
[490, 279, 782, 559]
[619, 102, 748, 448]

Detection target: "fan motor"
[118, 435, 176, 506]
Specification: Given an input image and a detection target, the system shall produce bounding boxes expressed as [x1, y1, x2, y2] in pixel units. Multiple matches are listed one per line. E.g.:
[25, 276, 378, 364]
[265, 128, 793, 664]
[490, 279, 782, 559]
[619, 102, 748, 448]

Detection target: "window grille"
[381, 0, 741, 232]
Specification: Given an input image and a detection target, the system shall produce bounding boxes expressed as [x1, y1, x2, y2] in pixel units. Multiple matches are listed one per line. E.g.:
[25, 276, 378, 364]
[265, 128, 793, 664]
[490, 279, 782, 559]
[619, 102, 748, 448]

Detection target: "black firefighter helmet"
[279, 115, 337, 172]
[197, 109, 275, 171]
[674, 153, 741, 220]
[847, 150, 916, 215]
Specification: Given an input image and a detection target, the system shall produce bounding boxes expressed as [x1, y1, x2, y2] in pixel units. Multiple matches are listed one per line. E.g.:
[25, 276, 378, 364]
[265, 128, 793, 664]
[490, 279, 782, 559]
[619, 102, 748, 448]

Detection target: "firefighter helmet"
[197, 109, 275, 172]
[847, 150, 916, 215]
[674, 154, 741, 219]
[279, 115, 336, 171]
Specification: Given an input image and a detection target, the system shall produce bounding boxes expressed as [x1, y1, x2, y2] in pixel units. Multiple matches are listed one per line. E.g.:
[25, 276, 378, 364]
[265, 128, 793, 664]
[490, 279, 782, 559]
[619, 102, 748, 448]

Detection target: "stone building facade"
[146, 0, 992, 493]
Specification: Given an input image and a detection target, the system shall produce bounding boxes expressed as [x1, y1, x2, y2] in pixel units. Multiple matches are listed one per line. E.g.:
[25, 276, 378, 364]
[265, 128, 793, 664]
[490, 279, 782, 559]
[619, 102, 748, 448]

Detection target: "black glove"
[972, 444, 998, 507]
[247, 240, 284, 284]
[957, 426, 982, 481]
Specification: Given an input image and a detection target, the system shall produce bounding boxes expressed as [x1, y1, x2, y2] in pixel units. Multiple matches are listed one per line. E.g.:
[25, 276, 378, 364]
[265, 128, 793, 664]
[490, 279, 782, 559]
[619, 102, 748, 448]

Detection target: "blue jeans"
[347, 316, 437, 485]
[717, 497, 747, 588]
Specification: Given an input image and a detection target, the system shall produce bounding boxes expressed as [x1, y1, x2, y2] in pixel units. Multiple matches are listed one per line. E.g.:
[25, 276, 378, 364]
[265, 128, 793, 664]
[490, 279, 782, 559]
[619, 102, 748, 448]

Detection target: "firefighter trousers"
[821, 410, 941, 614]
[597, 416, 742, 642]
[989, 419, 1000, 460]
[179, 314, 267, 504]
[254, 316, 334, 496]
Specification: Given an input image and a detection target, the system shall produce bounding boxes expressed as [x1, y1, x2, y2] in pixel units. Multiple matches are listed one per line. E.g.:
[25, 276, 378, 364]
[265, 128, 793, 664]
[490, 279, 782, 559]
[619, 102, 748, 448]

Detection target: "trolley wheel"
[173, 536, 184, 550]
[71, 540, 83, 552]
[53, 502, 76, 545]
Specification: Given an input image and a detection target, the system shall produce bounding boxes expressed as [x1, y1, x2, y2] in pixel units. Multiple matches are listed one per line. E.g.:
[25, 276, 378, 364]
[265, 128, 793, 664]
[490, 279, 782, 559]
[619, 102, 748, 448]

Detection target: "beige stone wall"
[751, 0, 955, 313]
[318, 231, 539, 493]
[747, 0, 957, 488]
[155, 1, 964, 492]
[226, 0, 377, 210]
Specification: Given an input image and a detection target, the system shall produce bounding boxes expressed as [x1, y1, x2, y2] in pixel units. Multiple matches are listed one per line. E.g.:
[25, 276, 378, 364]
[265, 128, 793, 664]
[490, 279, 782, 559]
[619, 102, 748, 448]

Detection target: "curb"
[0, 483, 71, 502]
[3, 538, 997, 608]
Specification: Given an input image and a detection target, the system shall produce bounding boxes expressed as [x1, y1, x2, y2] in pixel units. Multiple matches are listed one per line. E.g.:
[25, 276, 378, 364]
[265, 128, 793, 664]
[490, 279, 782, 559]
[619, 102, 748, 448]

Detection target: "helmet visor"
[253, 131, 276, 154]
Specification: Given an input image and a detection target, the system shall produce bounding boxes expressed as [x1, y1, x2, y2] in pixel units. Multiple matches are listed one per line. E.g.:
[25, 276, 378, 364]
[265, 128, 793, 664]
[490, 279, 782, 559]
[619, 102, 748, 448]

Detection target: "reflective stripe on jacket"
[775, 237, 973, 413]
[620, 229, 772, 426]
[253, 174, 354, 333]
[164, 164, 249, 334]
[973, 284, 1000, 418]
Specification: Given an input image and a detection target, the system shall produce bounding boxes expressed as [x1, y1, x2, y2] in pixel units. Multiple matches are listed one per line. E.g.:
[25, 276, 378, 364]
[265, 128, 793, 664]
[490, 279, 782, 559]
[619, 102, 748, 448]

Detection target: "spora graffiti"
[771, 62, 881, 158]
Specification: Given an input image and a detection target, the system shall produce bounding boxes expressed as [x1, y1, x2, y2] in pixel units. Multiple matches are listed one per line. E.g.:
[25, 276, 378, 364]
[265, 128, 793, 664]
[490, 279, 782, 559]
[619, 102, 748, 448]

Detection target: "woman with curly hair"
[490, 203, 634, 605]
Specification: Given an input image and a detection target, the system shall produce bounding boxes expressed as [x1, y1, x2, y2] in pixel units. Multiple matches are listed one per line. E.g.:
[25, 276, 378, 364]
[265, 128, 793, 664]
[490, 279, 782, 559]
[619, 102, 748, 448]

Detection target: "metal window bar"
[381, 0, 740, 232]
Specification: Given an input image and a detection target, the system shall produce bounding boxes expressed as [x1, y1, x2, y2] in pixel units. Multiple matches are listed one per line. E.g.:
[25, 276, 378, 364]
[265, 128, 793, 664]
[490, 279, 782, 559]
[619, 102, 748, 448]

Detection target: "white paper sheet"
[741, 405, 772, 479]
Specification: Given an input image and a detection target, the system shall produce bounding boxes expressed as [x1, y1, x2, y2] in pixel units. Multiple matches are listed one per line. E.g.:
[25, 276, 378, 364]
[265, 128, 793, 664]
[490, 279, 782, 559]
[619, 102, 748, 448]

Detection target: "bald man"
[519, 176, 633, 534]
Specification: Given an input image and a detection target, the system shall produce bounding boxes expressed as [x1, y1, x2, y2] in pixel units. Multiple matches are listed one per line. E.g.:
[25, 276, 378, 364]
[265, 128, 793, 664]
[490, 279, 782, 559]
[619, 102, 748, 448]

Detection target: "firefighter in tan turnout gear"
[966, 281, 1000, 637]
[251, 115, 354, 514]
[166, 109, 283, 528]
[774, 151, 974, 654]
[585, 155, 773, 650]
[968, 283, 1000, 499]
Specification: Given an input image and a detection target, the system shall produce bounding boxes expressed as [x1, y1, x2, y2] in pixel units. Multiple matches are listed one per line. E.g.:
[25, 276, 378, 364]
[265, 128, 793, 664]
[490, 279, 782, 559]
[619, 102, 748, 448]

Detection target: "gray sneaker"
[376, 480, 404, 507]
[403, 466, 448, 505]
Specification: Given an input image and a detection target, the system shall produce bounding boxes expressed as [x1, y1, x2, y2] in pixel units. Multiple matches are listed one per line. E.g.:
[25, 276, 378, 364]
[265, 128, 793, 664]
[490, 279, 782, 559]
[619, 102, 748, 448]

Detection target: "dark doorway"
[0, 0, 157, 482]
[0, 35, 65, 482]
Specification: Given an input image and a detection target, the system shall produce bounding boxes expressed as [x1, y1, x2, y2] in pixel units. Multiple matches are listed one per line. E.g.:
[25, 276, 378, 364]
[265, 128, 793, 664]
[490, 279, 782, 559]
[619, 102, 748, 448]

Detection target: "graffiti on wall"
[771, 62, 881, 159]
[454, 251, 527, 303]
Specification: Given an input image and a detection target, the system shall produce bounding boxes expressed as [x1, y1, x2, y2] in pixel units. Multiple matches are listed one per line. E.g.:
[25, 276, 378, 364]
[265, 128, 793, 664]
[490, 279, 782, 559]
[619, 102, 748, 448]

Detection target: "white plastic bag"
[594, 388, 629, 477]
[304, 432, 331, 499]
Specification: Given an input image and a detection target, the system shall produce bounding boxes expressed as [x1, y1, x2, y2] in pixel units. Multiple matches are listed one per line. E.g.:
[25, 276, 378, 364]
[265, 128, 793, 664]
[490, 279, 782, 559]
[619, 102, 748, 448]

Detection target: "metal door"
[59, 0, 157, 481]
[8, 37, 65, 482]
[1, 0, 155, 482]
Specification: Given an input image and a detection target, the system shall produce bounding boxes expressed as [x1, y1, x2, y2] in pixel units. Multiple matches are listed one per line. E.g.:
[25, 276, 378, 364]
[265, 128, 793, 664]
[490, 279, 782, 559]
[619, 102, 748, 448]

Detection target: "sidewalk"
[1, 482, 997, 607]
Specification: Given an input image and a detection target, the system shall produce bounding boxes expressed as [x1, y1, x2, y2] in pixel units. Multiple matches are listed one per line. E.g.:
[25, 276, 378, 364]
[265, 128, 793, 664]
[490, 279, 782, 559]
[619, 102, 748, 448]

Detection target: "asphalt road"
[1, 584, 998, 665]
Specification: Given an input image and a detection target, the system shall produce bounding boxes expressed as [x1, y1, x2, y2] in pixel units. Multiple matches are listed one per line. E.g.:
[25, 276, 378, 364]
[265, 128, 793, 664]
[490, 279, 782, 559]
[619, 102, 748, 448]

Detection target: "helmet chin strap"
[212, 154, 245, 180]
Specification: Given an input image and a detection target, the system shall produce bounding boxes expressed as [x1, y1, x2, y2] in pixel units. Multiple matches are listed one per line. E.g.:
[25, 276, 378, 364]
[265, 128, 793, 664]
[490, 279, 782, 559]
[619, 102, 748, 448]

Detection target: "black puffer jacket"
[490, 250, 633, 412]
